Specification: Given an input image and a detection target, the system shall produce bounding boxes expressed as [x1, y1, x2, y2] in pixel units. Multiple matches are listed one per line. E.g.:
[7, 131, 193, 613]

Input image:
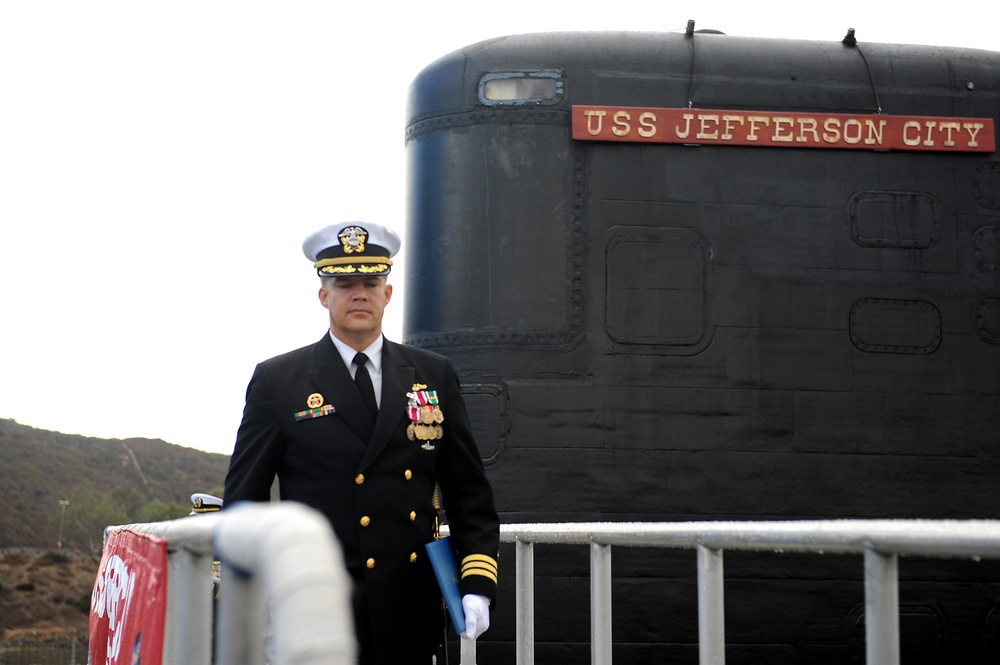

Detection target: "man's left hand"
[461, 594, 490, 640]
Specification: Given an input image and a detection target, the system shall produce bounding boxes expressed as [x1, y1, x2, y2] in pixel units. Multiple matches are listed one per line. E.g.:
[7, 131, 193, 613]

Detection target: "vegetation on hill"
[0, 550, 98, 639]
[0, 419, 230, 554]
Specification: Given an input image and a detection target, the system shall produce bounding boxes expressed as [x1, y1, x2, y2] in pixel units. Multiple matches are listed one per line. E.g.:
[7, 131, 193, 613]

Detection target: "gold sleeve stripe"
[462, 561, 498, 575]
[461, 566, 498, 584]
[462, 554, 498, 571]
[461, 554, 499, 583]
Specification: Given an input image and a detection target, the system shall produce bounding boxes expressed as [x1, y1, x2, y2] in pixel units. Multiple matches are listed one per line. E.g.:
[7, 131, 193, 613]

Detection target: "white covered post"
[214, 502, 356, 665]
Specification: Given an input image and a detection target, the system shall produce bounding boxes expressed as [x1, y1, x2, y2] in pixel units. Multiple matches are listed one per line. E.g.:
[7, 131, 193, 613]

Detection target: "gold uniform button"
[366, 558, 376, 569]
[409, 511, 416, 521]
[404, 469, 412, 480]
[355, 474, 365, 485]
[410, 552, 418, 563]
[360, 516, 371, 527]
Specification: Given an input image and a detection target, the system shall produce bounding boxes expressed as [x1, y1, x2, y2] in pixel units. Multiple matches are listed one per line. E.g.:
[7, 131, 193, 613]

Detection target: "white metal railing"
[498, 520, 1000, 665]
[96, 515, 1000, 665]
[99, 502, 354, 665]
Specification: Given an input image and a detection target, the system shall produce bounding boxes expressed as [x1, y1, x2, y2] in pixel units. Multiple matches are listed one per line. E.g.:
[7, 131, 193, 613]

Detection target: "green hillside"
[0, 419, 230, 553]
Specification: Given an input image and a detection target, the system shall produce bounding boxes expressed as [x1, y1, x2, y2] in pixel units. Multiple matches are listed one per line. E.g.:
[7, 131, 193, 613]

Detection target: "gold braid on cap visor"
[314, 256, 393, 275]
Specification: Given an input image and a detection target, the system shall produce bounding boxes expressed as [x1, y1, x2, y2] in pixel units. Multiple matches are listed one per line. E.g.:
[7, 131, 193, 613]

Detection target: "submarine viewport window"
[479, 72, 562, 106]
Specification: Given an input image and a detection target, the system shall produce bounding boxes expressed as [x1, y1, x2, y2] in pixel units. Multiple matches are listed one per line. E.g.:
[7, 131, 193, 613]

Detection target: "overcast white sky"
[1, 1, 995, 457]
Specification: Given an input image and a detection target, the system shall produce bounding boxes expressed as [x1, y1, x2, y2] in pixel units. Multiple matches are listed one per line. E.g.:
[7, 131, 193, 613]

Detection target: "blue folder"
[425, 536, 466, 635]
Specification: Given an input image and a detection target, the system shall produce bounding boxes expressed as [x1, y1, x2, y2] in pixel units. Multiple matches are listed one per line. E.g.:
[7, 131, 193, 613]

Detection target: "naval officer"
[223, 222, 500, 664]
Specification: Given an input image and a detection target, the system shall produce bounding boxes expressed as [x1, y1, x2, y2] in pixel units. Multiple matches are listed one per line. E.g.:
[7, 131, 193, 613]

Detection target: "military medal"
[420, 405, 435, 424]
[406, 383, 443, 449]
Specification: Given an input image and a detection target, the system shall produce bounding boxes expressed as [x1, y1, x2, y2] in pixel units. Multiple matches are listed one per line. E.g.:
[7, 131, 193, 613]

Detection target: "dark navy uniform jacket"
[223, 333, 500, 664]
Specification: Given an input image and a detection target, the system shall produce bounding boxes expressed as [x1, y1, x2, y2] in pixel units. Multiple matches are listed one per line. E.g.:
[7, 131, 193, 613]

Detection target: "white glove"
[461, 593, 491, 640]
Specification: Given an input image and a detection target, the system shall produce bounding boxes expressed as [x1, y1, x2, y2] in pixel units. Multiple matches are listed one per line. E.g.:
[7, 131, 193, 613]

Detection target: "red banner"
[572, 105, 995, 153]
[90, 529, 168, 665]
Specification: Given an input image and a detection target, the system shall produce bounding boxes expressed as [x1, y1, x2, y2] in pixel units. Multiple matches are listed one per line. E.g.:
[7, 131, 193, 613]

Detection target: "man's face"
[319, 275, 393, 348]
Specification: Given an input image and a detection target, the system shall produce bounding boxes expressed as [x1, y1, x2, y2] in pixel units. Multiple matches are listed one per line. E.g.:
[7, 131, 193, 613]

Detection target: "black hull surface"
[405, 30, 1000, 663]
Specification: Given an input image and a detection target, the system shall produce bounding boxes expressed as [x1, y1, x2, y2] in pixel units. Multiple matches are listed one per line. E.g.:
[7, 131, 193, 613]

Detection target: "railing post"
[175, 548, 213, 665]
[215, 562, 267, 665]
[864, 546, 900, 665]
[697, 544, 725, 665]
[461, 636, 477, 664]
[516, 539, 535, 665]
[591, 541, 613, 665]
[162, 544, 181, 665]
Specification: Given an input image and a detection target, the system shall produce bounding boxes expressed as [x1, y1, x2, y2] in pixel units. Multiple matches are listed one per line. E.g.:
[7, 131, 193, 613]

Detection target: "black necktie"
[353, 352, 378, 419]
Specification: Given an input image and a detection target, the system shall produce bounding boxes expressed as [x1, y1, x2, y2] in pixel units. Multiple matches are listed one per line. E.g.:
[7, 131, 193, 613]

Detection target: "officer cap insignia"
[302, 222, 401, 277]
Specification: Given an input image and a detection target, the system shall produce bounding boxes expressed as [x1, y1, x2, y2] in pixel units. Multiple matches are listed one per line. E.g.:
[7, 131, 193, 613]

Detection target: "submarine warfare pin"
[406, 384, 443, 449]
